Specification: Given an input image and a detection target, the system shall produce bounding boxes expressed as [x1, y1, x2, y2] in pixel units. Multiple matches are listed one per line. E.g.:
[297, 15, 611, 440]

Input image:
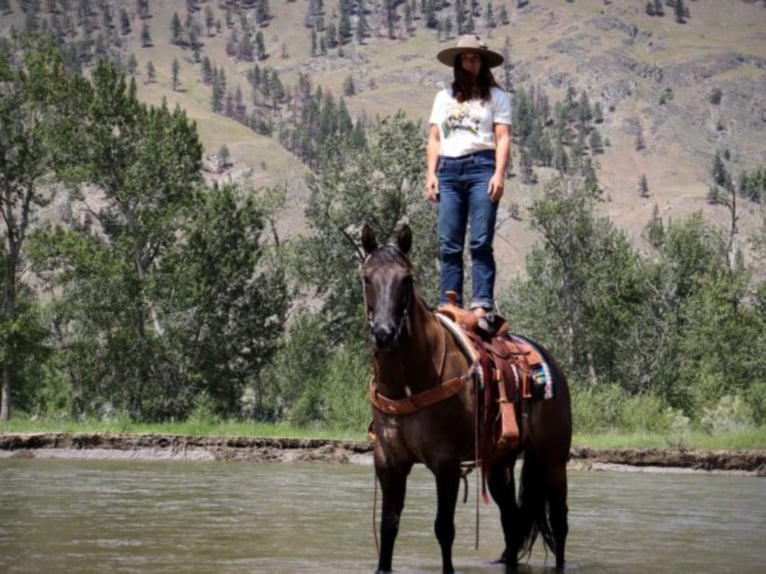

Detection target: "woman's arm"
[488, 123, 511, 203]
[425, 124, 441, 203]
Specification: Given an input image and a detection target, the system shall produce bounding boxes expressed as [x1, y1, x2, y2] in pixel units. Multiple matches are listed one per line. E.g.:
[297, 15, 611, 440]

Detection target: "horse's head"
[361, 224, 414, 351]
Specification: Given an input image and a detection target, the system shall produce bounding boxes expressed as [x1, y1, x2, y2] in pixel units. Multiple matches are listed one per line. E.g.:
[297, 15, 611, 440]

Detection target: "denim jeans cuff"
[469, 300, 494, 311]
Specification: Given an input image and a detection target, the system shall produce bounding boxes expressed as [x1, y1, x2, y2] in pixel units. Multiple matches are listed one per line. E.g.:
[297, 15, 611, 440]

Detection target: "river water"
[0, 459, 763, 573]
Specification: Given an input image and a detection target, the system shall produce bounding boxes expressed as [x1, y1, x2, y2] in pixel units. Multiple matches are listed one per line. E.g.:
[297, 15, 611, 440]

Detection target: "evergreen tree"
[711, 151, 731, 189]
[202, 56, 213, 85]
[589, 128, 603, 155]
[170, 12, 183, 45]
[343, 74, 355, 96]
[172, 57, 180, 91]
[141, 20, 152, 47]
[212, 67, 226, 112]
[638, 174, 650, 198]
[136, 0, 150, 20]
[635, 124, 645, 151]
[119, 8, 130, 35]
[145, 59, 155, 83]
[255, 30, 266, 60]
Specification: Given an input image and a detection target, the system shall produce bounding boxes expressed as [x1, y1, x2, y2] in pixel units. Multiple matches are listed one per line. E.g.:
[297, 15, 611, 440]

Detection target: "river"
[0, 459, 763, 573]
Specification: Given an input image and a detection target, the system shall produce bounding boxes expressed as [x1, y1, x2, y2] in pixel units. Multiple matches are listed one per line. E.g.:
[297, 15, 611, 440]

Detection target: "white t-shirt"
[428, 86, 512, 158]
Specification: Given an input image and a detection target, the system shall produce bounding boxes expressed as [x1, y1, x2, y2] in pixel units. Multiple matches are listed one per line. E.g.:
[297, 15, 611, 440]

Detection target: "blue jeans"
[437, 150, 498, 309]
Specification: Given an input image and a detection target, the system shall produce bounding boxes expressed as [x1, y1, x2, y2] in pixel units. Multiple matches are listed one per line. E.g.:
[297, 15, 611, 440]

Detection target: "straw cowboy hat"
[436, 34, 504, 68]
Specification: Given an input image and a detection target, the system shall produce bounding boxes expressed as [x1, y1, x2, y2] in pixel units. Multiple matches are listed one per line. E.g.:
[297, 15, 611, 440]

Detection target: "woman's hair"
[451, 54, 499, 103]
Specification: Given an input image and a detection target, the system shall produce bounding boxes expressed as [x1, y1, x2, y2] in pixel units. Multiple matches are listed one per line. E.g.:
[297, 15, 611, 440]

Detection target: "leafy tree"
[299, 112, 438, 346]
[50, 61, 204, 418]
[509, 177, 646, 388]
[157, 184, 289, 416]
[738, 167, 765, 203]
[0, 36, 86, 420]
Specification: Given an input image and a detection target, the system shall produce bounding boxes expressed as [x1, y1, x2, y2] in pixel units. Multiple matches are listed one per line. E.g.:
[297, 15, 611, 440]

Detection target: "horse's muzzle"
[371, 322, 401, 351]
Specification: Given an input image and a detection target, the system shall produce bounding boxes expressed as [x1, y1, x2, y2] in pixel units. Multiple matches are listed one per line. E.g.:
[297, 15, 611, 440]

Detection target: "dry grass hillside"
[2, 0, 765, 283]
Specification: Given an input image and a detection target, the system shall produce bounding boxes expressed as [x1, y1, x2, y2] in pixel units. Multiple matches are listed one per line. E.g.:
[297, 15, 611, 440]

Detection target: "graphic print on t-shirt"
[441, 103, 481, 138]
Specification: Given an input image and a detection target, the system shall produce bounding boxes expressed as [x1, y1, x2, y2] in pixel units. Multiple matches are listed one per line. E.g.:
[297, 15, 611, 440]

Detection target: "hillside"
[2, 0, 765, 280]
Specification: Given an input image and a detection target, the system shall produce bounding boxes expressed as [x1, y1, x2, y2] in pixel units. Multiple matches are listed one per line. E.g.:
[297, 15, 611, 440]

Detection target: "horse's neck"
[374, 294, 446, 396]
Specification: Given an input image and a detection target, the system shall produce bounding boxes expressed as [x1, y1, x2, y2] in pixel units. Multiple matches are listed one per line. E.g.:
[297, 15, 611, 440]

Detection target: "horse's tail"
[516, 449, 557, 561]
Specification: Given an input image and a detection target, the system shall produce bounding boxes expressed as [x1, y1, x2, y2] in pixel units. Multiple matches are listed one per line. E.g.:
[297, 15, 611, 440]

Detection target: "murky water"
[0, 459, 764, 573]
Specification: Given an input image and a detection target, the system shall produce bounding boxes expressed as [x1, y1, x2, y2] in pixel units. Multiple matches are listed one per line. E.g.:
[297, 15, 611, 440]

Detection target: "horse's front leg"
[375, 461, 412, 573]
[433, 463, 461, 574]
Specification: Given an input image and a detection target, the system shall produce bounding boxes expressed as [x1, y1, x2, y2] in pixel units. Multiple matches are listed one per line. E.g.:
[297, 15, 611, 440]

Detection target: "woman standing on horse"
[425, 34, 512, 334]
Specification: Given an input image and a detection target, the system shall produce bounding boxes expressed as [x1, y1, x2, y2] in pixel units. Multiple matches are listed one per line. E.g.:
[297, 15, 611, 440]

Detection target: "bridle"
[360, 247, 413, 347]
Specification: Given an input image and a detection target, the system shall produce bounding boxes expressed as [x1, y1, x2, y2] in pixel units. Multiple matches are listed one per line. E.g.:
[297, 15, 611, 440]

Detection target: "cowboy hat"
[436, 34, 504, 68]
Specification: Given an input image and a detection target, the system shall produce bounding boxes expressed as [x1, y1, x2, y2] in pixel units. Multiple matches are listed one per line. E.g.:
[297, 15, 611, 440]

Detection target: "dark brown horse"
[361, 224, 572, 573]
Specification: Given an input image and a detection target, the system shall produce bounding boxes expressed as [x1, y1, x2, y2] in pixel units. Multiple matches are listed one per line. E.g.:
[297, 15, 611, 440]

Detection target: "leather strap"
[369, 369, 474, 415]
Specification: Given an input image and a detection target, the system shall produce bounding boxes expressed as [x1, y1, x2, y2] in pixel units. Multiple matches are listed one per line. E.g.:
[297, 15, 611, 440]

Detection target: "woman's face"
[459, 52, 482, 77]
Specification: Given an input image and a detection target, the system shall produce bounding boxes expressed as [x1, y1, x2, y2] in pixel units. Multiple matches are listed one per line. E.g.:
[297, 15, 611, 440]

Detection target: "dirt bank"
[1, 433, 764, 475]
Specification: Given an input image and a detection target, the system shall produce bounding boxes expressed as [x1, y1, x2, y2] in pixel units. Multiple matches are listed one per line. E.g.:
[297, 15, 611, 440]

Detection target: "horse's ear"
[361, 225, 378, 255]
[397, 225, 412, 256]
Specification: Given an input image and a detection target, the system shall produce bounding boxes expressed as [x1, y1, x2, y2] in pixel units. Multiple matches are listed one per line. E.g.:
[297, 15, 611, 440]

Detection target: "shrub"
[322, 341, 372, 431]
[665, 407, 691, 448]
[187, 391, 220, 424]
[700, 394, 753, 434]
[617, 393, 671, 433]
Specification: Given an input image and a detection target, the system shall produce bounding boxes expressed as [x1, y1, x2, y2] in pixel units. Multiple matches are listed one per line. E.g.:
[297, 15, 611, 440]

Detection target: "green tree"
[299, 112, 438, 346]
[145, 59, 155, 83]
[159, 184, 289, 416]
[53, 61, 203, 418]
[0, 36, 85, 421]
[141, 21, 152, 47]
[171, 57, 180, 91]
[509, 177, 645, 388]
[638, 173, 649, 198]
[170, 12, 183, 45]
[119, 8, 131, 35]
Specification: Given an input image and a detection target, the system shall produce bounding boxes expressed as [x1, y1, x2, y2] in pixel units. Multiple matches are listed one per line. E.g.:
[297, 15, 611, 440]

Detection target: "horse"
[360, 224, 572, 573]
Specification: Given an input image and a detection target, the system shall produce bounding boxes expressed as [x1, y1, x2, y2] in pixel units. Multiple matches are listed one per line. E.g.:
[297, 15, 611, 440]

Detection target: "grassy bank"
[2, 419, 764, 450]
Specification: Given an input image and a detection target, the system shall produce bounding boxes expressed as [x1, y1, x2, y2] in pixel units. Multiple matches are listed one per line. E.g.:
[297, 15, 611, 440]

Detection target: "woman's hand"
[426, 173, 439, 203]
[488, 172, 504, 203]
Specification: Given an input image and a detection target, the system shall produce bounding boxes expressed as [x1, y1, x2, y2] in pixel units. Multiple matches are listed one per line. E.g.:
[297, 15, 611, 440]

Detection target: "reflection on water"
[0, 458, 764, 573]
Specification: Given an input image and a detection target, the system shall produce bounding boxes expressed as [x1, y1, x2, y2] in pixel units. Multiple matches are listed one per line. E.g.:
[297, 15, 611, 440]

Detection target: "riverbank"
[1, 432, 764, 475]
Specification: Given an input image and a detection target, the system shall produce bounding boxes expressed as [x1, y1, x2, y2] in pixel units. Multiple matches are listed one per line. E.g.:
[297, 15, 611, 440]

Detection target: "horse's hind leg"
[376, 462, 412, 573]
[433, 464, 461, 574]
[548, 462, 569, 570]
[488, 456, 520, 568]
